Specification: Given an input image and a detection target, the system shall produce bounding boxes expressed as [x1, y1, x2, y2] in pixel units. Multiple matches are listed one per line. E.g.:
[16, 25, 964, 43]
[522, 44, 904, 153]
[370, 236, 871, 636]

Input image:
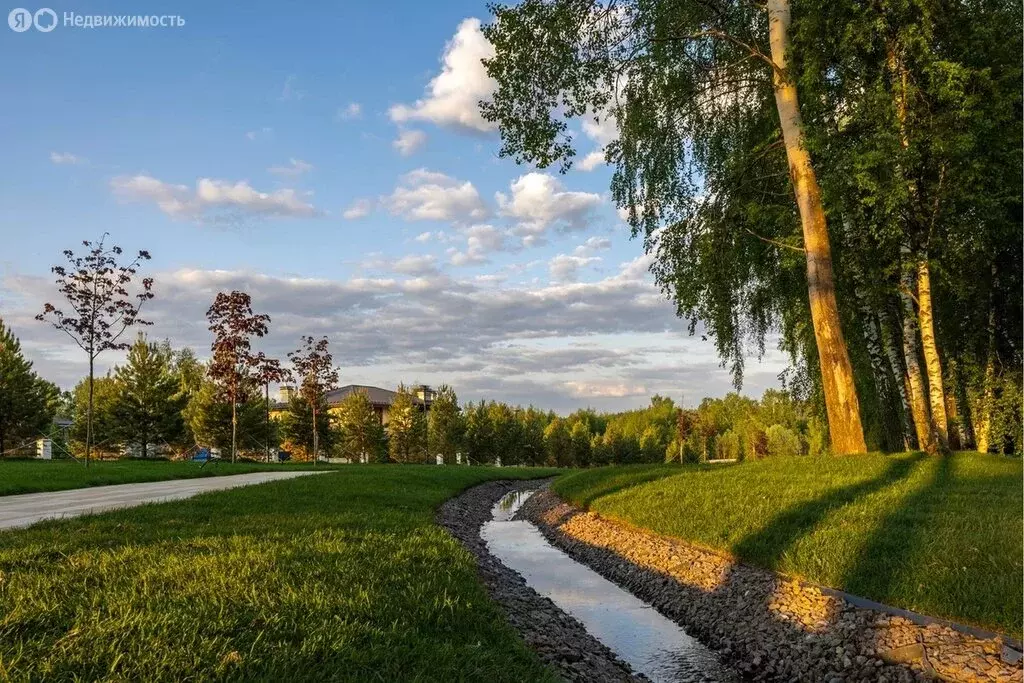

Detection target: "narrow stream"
[482, 489, 739, 683]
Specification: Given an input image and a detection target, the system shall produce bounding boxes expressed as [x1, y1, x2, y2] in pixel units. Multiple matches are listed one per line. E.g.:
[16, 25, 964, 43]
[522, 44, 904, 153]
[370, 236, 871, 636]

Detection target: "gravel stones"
[519, 487, 1023, 683]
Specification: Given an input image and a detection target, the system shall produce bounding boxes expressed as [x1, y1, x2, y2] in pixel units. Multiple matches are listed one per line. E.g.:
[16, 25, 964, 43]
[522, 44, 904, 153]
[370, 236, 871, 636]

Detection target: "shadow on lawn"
[840, 453, 951, 606]
[732, 452, 925, 571]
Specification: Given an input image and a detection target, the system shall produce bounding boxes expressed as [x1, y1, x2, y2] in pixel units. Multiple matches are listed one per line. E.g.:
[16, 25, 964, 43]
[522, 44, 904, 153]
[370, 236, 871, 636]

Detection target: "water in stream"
[482, 489, 739, 683]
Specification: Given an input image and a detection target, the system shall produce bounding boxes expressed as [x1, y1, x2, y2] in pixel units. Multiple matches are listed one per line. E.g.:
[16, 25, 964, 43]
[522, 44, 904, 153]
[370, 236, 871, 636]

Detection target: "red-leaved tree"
[206, 291, 270, 463]
[253, 352, 291, 461]
[36, 234, 153, 466]
[288, 336, 338, 466]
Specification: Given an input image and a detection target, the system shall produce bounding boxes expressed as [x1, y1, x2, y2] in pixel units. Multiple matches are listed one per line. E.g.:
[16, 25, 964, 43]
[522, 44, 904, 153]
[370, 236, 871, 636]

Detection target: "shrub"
[765, 424, 802, 457]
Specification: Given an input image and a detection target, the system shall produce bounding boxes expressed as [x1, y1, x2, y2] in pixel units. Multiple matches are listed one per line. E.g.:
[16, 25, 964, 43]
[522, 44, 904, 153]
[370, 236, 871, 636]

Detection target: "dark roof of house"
[326, 384, 398, 407]
[272, 384, 433, 411]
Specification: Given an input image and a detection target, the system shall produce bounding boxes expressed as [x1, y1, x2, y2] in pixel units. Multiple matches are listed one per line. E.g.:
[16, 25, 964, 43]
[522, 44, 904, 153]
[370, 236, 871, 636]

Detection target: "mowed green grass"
[0, 466, 559, 681]
[0, 459, 339, 497]
[553, 453, 1022, 637]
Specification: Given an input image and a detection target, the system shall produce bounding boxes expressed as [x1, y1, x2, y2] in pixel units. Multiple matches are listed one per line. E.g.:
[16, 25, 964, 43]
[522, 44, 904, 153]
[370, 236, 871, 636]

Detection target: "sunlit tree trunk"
[900, 266, 938, 454]
[975, 305, 997, 454]
[916, 259, 949, 446]
[768, 0, 866, 454]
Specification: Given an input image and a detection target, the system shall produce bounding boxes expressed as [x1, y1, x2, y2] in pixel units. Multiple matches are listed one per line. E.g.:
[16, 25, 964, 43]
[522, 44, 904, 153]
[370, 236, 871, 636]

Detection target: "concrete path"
[0, 471, 323, 531]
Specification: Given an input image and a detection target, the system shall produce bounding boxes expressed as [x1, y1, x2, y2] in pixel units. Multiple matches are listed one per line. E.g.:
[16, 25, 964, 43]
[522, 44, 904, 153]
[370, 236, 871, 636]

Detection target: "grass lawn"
[0, 459, 342, 497]
[553, 452, 1022, 638]
[0, 465, 559, 681]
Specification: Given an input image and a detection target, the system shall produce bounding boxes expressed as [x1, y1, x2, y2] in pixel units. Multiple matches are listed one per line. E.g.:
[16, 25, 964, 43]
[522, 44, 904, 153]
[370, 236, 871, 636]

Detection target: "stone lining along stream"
[482, 488, 739, 683]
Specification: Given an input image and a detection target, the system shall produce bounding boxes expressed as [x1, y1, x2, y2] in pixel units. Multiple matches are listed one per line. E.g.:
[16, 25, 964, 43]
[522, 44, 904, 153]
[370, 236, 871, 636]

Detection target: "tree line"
[481, 0, 1022, 456]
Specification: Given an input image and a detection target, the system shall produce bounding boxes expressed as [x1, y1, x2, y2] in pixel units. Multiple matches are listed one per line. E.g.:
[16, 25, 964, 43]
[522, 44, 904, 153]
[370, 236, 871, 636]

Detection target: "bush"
[765, 424, 802, 457]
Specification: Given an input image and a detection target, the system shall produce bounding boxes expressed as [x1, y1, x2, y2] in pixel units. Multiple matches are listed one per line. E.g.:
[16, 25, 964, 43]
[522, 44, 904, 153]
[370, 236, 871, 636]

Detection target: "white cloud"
[564, 381, 647, 398]
[385, 168, 489, 223]
[391, 254, 438, 276]
[448, 224, 509, 266]
[49, 152, 84, 165]
[3, 253, 788, 411]
[337, 102, 362, 120]
[578, 150, 606, 171]
[343, 198, 373, 220]
[574, 236, 612, 257]
[392, 128, 427, 156]
[111, 174, 318, 220]
[389, 18, 496, 134]
[549, 254, 601, 282]
[496, 172, 603, 236]
[267, 158, 314, 177]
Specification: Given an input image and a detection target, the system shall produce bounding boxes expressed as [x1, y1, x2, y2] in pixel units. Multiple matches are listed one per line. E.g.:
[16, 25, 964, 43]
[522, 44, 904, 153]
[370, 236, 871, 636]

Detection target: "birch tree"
[482, 0, 866, 453]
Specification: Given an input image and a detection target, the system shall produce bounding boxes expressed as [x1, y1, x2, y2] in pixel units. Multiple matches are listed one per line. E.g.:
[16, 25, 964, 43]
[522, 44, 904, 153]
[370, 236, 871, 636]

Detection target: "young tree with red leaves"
[253, 352, 291, 461]
[36, 234, 153, 466]
[206, 291, 270, 463]
[288, 336, 338, 466]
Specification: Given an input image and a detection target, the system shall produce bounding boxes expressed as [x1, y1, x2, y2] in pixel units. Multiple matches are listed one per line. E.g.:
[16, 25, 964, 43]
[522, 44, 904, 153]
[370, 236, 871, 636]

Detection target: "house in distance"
[273, 384, 436, 425]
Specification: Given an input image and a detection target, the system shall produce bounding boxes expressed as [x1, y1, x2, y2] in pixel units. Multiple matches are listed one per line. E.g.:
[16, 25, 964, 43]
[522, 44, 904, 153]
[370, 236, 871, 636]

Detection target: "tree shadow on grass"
[731, 452, 925, 571]
[840, 455, 1022, 636]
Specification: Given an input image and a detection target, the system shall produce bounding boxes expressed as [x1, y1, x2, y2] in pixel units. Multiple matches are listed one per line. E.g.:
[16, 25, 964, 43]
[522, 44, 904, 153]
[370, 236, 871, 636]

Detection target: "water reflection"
[483, 489, 738, 683]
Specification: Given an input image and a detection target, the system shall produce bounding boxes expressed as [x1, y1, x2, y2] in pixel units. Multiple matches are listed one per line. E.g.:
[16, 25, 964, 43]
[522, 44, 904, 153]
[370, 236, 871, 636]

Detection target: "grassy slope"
[553, 453, 1022, 637]
[0, 465, 559, 681]
[0, 459, 342, 497]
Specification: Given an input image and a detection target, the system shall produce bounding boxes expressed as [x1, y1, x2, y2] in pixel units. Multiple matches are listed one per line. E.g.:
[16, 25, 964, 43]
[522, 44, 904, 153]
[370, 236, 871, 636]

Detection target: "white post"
[36, 438, 52, 460]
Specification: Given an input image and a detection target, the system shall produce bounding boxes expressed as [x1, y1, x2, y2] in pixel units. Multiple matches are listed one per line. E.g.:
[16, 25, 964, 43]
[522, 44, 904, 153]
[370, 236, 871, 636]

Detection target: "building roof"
[272, 384, 432, 411]
[326, 384, 398, 407]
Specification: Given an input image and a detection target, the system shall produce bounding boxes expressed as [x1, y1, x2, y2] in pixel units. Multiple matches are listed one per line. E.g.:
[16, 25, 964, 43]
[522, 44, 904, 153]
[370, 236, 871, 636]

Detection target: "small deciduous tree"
[253, 353, 290, 461]
[206, 291, 270, 463]
[36, 234, 153, 466]
[288, 336, 338, 466]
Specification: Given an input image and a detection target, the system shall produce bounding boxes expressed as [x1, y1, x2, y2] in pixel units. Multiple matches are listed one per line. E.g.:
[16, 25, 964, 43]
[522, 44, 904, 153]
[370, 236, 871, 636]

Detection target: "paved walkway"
[0, 471, 323, 531]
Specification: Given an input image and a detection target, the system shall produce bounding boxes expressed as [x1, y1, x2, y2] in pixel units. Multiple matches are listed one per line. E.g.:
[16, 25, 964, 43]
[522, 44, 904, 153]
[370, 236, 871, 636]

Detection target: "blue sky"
[0, 1, 787, 411]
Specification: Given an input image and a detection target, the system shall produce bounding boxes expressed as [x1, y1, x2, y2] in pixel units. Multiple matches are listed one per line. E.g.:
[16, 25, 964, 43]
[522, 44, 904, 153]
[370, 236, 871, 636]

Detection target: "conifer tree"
[0, 319, 55, 457]
[112, 334, 184, 458]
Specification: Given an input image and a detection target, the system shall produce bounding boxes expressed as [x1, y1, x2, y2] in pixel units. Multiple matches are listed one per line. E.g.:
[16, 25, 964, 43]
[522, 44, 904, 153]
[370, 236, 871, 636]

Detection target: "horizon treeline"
[2, 319, 1020, 463]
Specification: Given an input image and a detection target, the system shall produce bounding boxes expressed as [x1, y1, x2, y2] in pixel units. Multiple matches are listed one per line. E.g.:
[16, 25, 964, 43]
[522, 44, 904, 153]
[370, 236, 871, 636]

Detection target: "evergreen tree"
[387, 384, 426, 463]
[336, 390, 385, 462]
[70, 374, 119, 456]
[427, 384, 464, 463]
[185, 379, 273, 457]
[464, 401, 495, 465]
[0, 319, 55, 457]
[280, 395, 336, 461]
[112, 334, 184, 458]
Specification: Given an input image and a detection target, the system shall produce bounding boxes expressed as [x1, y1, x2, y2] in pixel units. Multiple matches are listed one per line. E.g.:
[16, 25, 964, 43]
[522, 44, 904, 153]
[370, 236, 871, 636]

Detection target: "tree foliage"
[112, 334, 185, 458]
[36, 234, 153, 464]
[0, 319, 57, 457]
[205, 291, 271, 462]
